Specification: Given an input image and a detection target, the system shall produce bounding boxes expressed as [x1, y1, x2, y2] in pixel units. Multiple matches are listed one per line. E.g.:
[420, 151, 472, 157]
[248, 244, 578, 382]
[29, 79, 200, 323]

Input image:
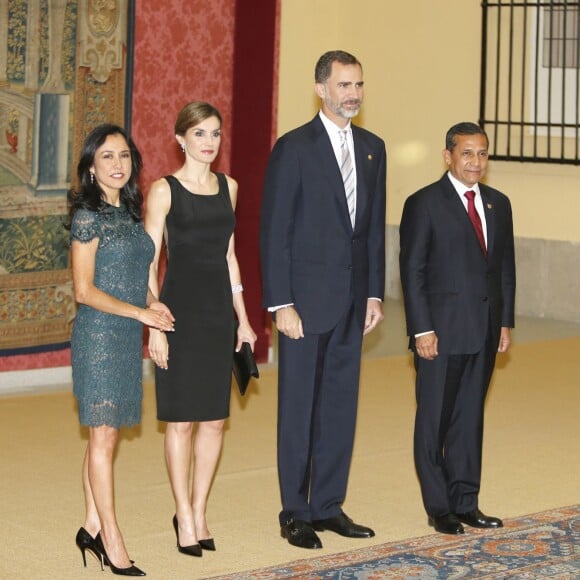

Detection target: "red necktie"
[464, 190, 487, 257]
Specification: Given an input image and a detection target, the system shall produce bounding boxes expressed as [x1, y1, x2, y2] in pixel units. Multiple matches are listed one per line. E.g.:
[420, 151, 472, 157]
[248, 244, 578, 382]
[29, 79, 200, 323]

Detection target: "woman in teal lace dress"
[68, 124, 174, 576]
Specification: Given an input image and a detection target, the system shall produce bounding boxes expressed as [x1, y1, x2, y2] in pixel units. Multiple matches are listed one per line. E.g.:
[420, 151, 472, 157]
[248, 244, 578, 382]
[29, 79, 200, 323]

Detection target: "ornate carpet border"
[210, 505, 580, 579]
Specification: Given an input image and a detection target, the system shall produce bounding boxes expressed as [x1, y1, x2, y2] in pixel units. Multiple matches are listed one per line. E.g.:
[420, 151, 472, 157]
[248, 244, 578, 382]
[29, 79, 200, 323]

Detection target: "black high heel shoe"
[198, 538, 216, 551]
[172, 515, 202, 557]
[94, 533, 146, 576]
[76, 527, 104, 570]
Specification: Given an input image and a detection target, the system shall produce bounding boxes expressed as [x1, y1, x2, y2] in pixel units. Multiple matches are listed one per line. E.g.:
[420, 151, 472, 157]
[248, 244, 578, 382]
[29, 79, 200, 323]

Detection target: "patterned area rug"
[211, 505, 579, 579]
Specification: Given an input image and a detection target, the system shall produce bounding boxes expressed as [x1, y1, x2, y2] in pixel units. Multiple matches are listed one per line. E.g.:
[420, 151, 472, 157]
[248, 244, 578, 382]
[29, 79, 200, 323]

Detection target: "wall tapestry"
[0, 0, 131, 353]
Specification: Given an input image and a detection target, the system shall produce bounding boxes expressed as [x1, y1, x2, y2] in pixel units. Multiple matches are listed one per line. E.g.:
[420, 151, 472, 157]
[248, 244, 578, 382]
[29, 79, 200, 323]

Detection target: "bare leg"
[192, 419, 225, 539]
[88, 425, 131, 568]
[81, 444, 101, 537]
[165, 421, 198, 545]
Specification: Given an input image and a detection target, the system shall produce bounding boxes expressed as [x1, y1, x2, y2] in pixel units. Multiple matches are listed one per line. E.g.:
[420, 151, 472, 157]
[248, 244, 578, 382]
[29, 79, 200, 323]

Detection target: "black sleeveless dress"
[156, 173, 235, 422]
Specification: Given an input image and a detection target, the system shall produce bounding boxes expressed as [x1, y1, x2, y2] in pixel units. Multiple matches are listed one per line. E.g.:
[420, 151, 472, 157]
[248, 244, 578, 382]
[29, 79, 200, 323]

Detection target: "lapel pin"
[368, 154, 373, 160]
[487, 203, 492, 209]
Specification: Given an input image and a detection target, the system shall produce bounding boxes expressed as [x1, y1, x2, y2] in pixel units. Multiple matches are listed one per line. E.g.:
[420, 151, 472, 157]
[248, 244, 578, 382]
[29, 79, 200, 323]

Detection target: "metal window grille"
[480, 1, 580, 164]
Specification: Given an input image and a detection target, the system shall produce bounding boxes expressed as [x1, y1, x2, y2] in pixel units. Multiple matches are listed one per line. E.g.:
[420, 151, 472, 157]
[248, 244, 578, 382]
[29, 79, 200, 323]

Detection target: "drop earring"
[90, 172, 95, 184]
[180, 144, 185, 153]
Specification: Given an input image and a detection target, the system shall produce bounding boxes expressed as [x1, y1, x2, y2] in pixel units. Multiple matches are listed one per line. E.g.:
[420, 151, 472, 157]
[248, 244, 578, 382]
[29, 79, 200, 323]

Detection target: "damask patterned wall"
[131, 1, 236, 189]
[131, 0, 277, 362]
[0, 0, 132, 370]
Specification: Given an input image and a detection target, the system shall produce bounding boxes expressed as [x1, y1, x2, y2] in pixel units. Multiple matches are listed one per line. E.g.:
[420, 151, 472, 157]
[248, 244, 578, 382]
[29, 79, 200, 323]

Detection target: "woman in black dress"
[146, 102, 256, 556]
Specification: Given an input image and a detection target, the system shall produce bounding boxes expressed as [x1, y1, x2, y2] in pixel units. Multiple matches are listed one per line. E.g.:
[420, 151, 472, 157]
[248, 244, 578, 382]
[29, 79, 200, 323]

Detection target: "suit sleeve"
[367, 143, 387, 299]
[399, 194, 433, 336]
[260, 137, 300, 308]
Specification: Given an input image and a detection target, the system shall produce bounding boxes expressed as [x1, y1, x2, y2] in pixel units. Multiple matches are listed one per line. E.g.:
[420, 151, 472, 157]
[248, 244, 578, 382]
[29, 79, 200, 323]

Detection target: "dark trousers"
[277, 304, 363, 524]
[413, 332, 497, 516]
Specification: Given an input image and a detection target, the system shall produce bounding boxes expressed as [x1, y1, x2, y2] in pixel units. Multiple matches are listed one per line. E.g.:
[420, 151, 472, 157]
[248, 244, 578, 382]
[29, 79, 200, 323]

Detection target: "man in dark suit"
[260, 50, 386, 549]
[399, 122, 516, 535]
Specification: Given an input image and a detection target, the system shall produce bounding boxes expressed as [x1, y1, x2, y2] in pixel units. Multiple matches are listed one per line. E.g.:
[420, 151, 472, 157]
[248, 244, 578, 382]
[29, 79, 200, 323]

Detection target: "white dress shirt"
[446, 171, 488, 247]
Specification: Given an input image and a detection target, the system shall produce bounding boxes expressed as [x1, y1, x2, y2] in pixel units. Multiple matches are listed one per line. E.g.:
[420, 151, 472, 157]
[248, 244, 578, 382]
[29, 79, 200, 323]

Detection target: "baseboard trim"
[1, 360, 153, 396]
[0, 366, 72, 396]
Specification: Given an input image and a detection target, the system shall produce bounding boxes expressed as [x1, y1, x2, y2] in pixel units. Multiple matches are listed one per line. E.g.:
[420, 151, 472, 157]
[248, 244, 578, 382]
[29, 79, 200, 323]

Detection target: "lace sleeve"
[70, 209, 99, 243]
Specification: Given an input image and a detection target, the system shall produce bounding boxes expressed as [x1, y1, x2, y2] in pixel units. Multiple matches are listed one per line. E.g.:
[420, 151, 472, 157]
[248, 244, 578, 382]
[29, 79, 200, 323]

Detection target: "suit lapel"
[480, 186, 495, 257]
[311, 116, 354, 232]
[440, 175, 488, 260]
[441, 174, 469, 223]
[352, 126, 369, 231]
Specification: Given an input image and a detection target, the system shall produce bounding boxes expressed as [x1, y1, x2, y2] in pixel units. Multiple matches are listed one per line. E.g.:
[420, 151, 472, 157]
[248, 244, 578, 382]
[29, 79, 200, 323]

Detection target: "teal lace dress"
[70, 205, 154, 428]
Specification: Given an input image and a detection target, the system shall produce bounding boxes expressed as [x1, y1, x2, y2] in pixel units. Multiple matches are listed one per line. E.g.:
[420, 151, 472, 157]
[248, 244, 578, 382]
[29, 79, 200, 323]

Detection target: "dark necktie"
[464, 190, 487, 257]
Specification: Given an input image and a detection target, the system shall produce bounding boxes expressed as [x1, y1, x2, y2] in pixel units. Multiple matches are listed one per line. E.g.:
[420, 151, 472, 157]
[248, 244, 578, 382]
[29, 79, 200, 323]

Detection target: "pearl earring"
[90, 172, 94, 184]
[180, 144, 185, 152]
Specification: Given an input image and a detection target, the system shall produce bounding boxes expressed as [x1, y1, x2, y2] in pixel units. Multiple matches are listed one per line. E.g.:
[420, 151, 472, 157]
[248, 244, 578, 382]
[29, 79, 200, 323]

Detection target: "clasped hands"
[145, 301, 175, 370]
[140, 301, 175, 333]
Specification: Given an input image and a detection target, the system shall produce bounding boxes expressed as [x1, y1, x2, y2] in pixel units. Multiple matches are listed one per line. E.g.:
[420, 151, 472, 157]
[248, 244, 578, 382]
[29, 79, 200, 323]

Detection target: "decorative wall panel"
[0, 0, 131, 366]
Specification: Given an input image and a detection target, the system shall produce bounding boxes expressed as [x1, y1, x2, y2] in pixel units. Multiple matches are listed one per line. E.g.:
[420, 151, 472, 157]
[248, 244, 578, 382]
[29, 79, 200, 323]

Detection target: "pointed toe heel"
[94, 533, 146, 576]
[75, 527, 104, 570]
[178, 543, 203, 557]
[108, 563, 146, 577]
[198, 538, 216, 551]
[172, 515, 202, 557]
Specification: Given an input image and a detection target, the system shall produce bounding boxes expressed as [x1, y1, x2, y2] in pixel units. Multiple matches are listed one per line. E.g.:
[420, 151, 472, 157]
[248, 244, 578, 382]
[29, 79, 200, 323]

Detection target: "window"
[480, 1, 580, 164]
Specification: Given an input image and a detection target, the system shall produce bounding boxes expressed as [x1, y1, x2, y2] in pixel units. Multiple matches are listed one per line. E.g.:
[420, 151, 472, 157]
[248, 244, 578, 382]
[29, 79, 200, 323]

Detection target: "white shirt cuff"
[268, 303, 294, 312]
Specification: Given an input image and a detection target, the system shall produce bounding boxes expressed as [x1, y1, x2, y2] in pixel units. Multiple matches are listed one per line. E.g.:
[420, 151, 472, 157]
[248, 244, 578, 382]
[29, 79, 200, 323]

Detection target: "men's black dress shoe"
[428, 513, 465, 535]
[280, 519, 322, 549]
[312, 512, 375, 538]
[456, 509, 503, 529]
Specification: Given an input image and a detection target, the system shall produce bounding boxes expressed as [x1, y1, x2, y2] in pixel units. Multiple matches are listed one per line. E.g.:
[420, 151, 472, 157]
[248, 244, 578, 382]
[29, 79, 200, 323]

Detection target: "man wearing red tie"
[399, 122, 516, 535]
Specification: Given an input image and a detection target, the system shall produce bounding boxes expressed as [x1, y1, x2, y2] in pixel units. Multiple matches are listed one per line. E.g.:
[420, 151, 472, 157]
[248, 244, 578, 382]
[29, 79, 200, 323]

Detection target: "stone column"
[24, 0, 41, 92]
[41, 0, 68, 92]
[0, 0, 8, 85]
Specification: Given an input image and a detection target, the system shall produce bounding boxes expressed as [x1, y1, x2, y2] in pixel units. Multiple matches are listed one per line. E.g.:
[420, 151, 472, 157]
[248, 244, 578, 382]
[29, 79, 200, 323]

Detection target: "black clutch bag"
[233, 324, 259, 395]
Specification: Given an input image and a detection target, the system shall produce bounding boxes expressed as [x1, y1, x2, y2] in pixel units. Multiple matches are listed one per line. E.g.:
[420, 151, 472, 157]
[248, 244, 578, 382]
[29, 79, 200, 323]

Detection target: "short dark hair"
[445, 122, 489, 151]
[66, 123, 143, 227]
[315, 50, 361, 83]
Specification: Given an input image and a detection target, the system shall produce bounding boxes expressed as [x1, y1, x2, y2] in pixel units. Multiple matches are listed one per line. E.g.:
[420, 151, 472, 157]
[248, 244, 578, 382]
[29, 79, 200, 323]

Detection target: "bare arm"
[145, 178, 172, 299]
[226, 175, 257, 351]
[71, 238, 173, 330]
[144, 178, 173, 368]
